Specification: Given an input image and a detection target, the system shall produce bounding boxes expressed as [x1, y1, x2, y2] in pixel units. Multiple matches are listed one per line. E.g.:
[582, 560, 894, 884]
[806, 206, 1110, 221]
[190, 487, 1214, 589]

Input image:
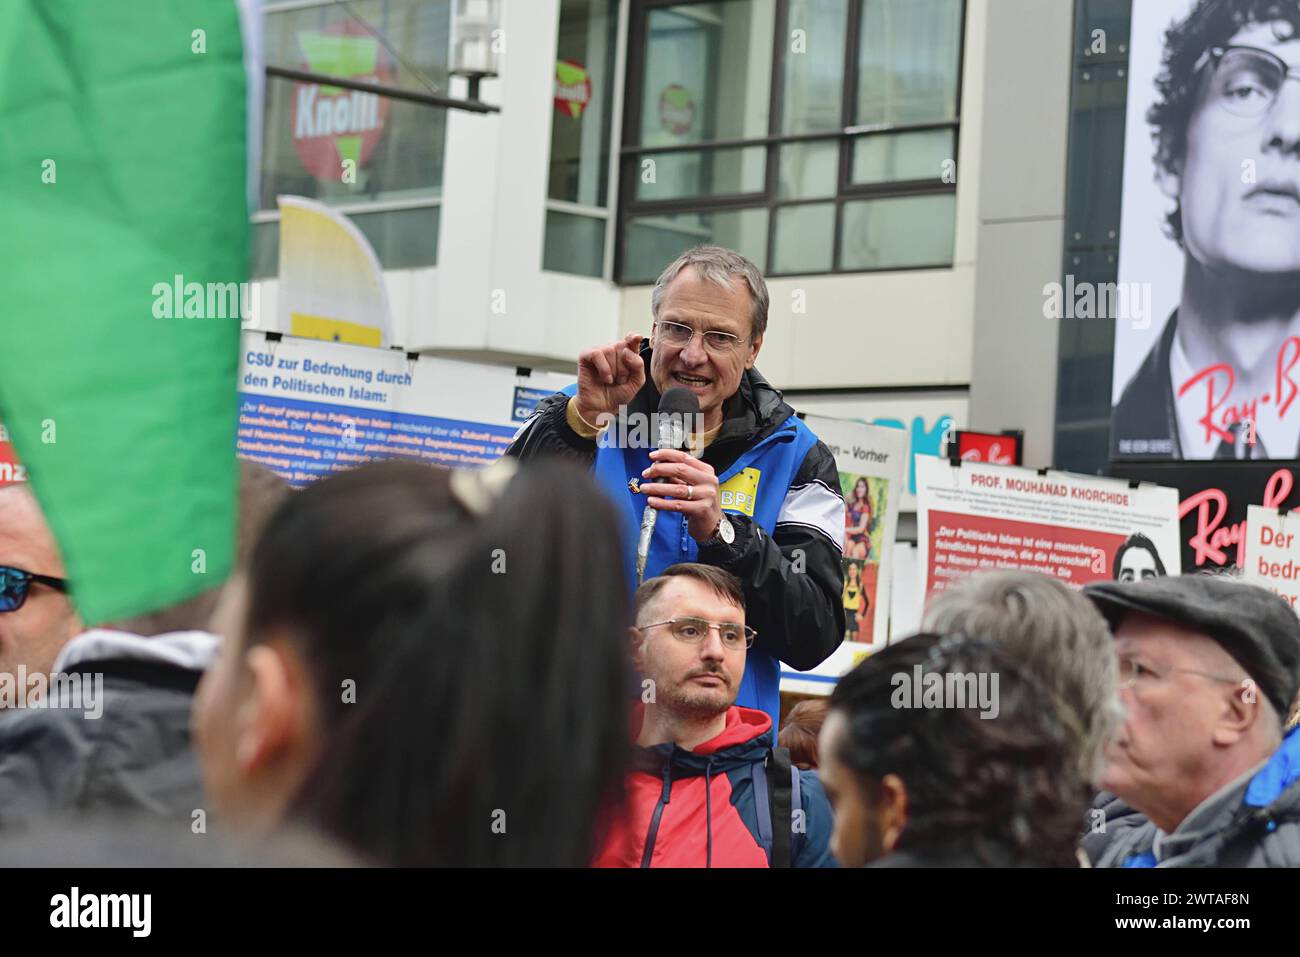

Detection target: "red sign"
[954, 430, 1023, 465]
[926, 509, 1123, 597]
[0, 432, 25, 486]
[290, 21, 393, 182]
[554, 60, 592, 118]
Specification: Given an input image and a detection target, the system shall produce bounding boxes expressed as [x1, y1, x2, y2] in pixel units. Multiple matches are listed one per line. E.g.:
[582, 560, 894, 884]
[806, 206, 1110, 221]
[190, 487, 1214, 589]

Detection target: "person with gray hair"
[921, 570, 1122, 786]
[508, 245, 845, 729]
[1081, 574, 1300, 867]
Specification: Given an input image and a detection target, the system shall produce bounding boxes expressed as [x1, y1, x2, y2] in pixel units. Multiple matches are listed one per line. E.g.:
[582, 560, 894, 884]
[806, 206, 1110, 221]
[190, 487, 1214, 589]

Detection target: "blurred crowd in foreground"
[1, 452, 1299, 868]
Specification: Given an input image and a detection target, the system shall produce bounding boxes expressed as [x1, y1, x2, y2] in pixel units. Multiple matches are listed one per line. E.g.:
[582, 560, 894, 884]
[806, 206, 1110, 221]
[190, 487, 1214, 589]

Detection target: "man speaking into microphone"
[508, 245, 845, 726]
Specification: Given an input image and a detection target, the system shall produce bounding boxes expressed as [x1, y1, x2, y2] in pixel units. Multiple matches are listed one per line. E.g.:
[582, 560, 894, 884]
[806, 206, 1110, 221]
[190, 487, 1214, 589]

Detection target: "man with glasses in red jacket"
[594, 563, 836, 868]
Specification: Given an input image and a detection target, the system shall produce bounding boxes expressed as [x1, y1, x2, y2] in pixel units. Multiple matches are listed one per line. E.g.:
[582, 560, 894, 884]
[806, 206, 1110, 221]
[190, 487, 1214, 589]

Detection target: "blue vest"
[565, 385, 819, 725]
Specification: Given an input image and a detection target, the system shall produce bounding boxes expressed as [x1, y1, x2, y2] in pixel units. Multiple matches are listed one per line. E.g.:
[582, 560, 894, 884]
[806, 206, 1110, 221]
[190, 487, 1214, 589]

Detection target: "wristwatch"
[700, 513, 735, 548]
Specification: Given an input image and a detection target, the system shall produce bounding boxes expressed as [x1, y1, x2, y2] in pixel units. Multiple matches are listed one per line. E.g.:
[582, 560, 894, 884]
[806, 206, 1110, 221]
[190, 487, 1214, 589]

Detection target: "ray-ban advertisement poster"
[1112, 0, 1300, 461]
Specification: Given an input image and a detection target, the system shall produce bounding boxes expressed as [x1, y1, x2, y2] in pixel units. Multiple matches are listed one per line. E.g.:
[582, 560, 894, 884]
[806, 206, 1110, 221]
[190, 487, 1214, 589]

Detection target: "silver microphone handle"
[636, 503, 656, 585]
[634, 411, 693, 584]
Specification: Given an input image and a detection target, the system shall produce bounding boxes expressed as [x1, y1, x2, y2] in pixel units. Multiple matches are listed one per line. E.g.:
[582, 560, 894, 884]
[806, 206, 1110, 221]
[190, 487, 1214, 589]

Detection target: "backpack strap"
[767, 747, 795, 868]
[751, 758, 773, 856]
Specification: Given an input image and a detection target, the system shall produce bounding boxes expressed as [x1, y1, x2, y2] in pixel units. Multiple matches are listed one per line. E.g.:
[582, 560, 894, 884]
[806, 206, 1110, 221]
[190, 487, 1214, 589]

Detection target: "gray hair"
[650, 245, 770, 340]
[922, 571, 1122, 786]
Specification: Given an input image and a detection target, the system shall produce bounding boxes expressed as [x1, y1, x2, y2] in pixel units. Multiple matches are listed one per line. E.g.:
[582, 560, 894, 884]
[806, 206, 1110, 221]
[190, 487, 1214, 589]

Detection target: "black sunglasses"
[0, 565, 68, 612]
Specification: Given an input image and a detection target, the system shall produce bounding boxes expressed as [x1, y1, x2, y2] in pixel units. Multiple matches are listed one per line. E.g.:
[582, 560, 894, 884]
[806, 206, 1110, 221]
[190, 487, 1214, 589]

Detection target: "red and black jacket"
[594, 706, 837, 868]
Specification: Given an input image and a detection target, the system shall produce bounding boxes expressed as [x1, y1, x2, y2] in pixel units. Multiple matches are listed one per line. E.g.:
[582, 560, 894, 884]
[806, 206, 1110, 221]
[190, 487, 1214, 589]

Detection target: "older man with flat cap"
[1081, 574, 1300, 867]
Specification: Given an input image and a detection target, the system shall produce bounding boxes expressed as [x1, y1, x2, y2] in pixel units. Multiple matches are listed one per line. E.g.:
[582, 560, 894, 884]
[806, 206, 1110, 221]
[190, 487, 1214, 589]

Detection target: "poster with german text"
[1243, 504, 1300, 610]
[237, 331, 572, 486]
[780, 416, 907, 696]
[915, 456, 1182, 602]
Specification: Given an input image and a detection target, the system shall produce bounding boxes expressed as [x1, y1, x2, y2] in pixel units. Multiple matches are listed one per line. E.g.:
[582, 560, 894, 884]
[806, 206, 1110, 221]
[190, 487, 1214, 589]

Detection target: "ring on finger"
[687, 485, 694, 501]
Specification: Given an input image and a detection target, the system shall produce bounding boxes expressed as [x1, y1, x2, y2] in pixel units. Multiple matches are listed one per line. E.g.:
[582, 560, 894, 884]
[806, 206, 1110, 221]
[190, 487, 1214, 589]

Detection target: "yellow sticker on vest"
[718, 468, 760, 517]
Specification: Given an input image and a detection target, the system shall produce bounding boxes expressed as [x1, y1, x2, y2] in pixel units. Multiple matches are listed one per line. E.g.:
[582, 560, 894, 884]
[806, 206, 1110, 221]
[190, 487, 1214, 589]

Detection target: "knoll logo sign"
[290, 22, 392, 182]
[554, 60, 592, 118]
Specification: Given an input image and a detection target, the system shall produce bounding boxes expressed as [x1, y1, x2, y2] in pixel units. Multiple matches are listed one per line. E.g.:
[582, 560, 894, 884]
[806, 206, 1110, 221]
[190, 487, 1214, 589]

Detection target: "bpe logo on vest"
[291, 21, 393, 182]
[718, 468, 760, 517]
[719, 489, 754, 511]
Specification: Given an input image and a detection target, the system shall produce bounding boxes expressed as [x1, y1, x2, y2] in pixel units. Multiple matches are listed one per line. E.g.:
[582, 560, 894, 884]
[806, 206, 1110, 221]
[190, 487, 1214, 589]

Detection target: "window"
[1053, 0, 1130, 474]
[618, 0, 965, 283]
[253, 0, 451, 277]
[544, 0, 621, 278]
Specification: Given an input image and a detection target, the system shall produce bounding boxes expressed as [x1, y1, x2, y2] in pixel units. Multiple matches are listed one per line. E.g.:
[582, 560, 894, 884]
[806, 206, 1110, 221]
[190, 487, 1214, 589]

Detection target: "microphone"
[636, 388, 701, 585]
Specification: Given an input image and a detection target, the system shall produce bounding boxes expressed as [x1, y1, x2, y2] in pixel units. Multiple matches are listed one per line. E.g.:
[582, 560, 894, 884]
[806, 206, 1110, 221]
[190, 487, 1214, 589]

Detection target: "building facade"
[252, 0, 1083, 485]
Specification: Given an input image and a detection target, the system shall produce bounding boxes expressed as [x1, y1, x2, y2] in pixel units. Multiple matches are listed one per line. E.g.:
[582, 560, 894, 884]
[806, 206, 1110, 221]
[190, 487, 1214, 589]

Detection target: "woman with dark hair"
[818, 632, 1091, 867]
[842, 559, 865, 641]
[193, 458, 631, 867]
[845, 477, 873, 560]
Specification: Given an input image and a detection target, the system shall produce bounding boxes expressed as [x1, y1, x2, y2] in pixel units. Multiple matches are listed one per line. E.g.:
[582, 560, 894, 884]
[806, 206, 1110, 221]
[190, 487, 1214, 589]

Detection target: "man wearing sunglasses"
[1114, 2, 1300, 459]
[1081, 575, 1300, 867]
[593, 564, 834, 867]
[509, 245, 845, 730]
[0, 461, 288, 830]
[0, 482, 81, 692]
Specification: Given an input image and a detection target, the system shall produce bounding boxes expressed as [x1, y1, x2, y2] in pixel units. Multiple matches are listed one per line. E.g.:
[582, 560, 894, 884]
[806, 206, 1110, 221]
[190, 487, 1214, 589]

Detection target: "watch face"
[719, 515, 735, 544]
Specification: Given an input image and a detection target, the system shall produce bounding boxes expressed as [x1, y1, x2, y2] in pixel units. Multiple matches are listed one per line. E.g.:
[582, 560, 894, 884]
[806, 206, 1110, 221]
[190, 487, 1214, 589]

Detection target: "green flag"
[0, 1, 254, 624]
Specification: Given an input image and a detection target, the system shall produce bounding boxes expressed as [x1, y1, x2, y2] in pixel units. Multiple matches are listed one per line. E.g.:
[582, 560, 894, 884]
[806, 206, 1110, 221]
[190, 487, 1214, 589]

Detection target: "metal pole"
[266, 64, 500, 114]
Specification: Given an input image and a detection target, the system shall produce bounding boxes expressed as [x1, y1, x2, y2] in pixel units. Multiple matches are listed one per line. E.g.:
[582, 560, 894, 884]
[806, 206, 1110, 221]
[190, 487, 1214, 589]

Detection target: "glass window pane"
[839, 193, 954, 270]
[252, 221, 279, 280]
[780, 0, 848, 134]
[772, 203, 835, 274]
[259, 1, 451, 210]
[543, 209, 607, 278]
[624, 208, 769, 283]
[252, 205, 440, 279]
[778, 140, 839, 199]
[351, 205, 440, 269]
[856, 0, 962, 126]
[548, 0, 619, 206]
[851, 128, 953, 184]
[639, 1, 776, 147]
[636, 147, 766, 201]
